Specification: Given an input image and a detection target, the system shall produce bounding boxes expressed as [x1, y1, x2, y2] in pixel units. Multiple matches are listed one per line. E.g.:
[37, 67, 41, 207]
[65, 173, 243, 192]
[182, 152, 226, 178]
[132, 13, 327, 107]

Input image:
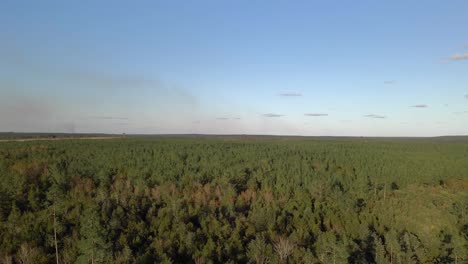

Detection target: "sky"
[0, 0, 467, 136]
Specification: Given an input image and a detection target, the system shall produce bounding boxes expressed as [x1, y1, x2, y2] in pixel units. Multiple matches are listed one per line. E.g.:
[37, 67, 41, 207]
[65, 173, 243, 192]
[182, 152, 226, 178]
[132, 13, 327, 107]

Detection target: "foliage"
[0, 137, 467, 263]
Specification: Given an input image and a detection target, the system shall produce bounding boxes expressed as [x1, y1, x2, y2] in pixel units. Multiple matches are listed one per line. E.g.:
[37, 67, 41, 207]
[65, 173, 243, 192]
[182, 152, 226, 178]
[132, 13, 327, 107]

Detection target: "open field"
[0, 137, 467, 263]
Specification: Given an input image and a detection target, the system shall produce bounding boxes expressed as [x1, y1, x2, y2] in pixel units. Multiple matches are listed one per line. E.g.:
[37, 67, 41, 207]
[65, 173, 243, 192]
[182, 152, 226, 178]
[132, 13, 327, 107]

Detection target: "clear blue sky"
[1, 0, 467, 136]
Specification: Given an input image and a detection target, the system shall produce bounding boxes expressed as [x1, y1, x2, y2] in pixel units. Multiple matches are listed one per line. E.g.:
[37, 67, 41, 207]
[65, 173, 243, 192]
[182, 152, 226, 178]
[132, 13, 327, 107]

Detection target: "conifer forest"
[0, 137, 467, 263]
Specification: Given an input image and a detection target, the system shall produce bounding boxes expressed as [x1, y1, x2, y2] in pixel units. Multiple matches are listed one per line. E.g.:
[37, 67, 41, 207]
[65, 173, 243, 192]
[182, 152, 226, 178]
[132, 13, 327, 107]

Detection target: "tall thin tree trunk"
[390, 244, 393, 264]
[53, 204, 59, 264]
[462, 206, 465, 223]
[333, 246, 336, 264]
[383, 183, 387, 202]
[91, 239, 95, 264]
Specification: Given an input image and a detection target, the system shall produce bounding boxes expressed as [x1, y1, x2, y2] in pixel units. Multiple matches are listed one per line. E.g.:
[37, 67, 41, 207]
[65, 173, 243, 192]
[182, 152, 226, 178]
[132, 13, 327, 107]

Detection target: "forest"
[0, 137, 466, 263]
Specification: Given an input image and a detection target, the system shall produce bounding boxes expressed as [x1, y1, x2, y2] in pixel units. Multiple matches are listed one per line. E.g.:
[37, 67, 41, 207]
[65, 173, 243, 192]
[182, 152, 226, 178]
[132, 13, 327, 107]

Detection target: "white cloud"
[279, 93, 302, 97]
[363, 114, 386, 119]
[450, 54, 468, 60]
[304, 113, 328, 116]
[410, 104, 428, 108]
[262, 113, 283, 117]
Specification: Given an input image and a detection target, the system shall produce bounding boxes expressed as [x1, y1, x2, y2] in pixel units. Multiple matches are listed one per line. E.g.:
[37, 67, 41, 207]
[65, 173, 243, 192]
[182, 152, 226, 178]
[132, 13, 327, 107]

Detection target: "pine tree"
[77, 204, 110, 264]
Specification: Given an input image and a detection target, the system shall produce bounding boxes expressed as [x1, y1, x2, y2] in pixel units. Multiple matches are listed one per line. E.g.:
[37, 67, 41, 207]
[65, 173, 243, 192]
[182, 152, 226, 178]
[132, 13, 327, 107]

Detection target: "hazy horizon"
[1, 1, 467, 137]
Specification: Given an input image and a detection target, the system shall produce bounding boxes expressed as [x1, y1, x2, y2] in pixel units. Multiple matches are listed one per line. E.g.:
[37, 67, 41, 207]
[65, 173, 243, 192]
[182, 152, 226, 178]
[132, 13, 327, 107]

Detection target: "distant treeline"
[0, 138, 466, 263]
[0, 133, 121, 140]
[2, 132, 468, 142]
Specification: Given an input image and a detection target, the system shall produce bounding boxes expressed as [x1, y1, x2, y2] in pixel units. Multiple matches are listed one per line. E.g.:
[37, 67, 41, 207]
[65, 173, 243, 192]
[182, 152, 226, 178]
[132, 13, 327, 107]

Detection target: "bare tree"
[194, 256, 204, 264]
[17, 243, 38, 264]
[273, 237, 294, 263]
[1, 254, 13, 264]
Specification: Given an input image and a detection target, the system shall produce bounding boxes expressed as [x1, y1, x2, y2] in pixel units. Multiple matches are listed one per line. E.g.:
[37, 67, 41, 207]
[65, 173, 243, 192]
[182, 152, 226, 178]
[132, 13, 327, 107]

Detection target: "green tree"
[77, 204, 110, 264]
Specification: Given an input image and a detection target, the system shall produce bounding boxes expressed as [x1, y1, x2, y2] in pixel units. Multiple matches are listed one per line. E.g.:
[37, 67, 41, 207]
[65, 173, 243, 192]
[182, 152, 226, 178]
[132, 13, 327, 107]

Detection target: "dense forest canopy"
[0, 137, 466, 263]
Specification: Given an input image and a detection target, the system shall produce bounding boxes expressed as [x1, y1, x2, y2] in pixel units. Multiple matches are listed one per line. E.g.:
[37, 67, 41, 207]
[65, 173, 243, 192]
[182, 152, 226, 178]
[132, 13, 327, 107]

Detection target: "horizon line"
[1, 131, 467, 139]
